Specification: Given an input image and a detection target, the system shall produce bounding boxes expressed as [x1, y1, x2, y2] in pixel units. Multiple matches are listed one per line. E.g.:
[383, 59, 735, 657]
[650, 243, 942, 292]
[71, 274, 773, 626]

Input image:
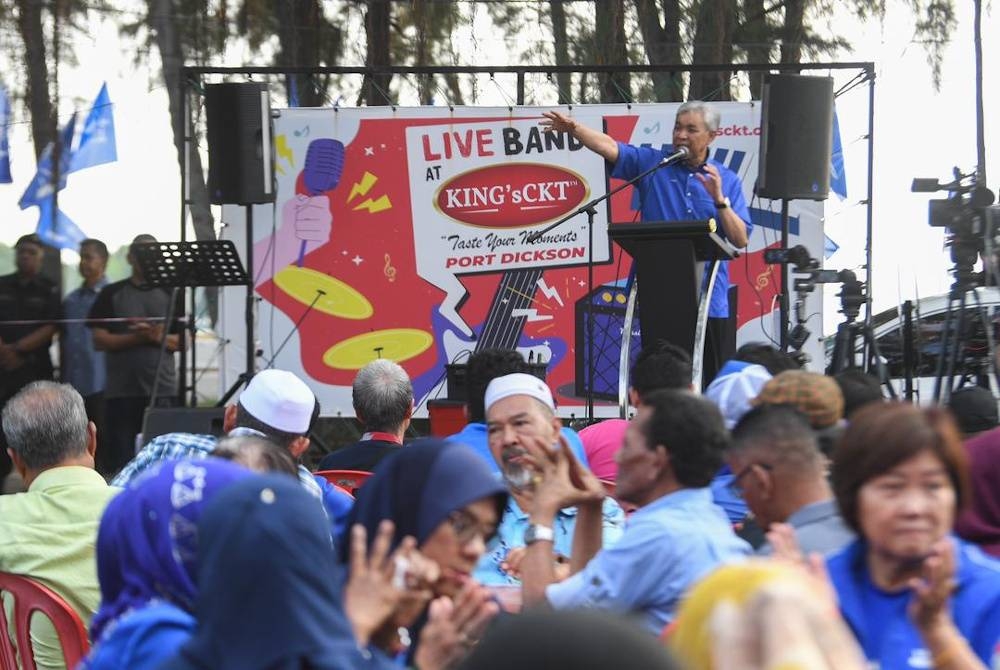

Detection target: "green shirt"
[0, 466, 119, 670]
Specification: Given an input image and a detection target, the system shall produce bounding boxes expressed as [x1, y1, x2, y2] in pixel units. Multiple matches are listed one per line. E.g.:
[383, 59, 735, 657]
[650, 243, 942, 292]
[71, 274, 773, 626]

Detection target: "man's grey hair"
[677, 101, 720, 134]
[2, 381, 89, 470]
[352, 359, 413, 432]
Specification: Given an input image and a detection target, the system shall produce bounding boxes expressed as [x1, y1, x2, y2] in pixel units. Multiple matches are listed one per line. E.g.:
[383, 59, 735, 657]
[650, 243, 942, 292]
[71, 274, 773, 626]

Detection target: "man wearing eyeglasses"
[727, 404, 854, 556]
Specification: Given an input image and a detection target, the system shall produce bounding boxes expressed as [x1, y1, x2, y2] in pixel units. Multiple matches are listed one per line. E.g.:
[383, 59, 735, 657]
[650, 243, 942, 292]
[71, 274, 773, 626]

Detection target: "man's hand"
[414, 584, 499, 670]
[521, 433, 604, 518]
[283, 194, 333, 243]
[695, 163, 724, 202]
[0, 343, 24, 371]
[540, 110, 577, 134]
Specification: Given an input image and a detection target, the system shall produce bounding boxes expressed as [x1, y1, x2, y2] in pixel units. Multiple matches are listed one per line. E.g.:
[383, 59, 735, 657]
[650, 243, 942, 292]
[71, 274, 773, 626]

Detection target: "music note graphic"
[294, 125, 311, 137]
[384, 254, 397, 282]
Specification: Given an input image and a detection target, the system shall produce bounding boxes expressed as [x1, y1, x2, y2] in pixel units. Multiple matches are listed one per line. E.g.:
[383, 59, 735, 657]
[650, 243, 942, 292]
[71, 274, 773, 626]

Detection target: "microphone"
[660, 145, 689, 165]
[297, 138, 346, 266]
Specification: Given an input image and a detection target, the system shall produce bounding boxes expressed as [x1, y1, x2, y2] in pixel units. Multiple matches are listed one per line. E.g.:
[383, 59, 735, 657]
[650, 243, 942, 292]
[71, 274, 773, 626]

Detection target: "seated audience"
[833, 368, 885, 419]
[341, 438, 507, 665]
[752, 369, 845, 455]
[81, 459, 253, 670]
[670, 560, 866, 670]
[317, 359, 412, 472]
[826, 402, 1000, 669]
[519, 389, 751, 633]
[459, 608, 683, 670]
[158, 474, 395, 670]
[111, 368, 352, 537]
[955, 425, 1000, 557]
[947, 385, 999, 437]
[447, 348, 590, 472]
[578, 340, 692, 482]
[210, 434, 298, 476]
[726, 405, 854, 556]
[0, 381, 119, 670]
[477, 373, 624, 586]
[731, 342, 800, 375]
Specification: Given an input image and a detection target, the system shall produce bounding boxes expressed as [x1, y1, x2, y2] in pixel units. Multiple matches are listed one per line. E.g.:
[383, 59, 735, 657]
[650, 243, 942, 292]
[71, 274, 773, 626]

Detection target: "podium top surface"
[609, 220, 738, 261]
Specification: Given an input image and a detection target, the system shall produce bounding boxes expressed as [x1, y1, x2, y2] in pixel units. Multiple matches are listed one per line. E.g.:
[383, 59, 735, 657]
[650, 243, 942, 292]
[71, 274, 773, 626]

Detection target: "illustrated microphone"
[660, 145, 689, 165]
[297, 138, 346, 266]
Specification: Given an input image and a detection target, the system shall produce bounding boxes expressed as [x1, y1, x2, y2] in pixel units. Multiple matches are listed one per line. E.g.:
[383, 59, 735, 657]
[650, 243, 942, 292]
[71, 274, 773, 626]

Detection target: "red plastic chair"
[314, 469, 373, 495]
[0, 572, 90, 670]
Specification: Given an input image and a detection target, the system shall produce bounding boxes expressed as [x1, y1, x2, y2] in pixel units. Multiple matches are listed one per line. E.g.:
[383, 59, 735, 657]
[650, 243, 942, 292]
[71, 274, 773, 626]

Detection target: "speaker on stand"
[204, 82, 276, 401]
[757, 73, 834, 351]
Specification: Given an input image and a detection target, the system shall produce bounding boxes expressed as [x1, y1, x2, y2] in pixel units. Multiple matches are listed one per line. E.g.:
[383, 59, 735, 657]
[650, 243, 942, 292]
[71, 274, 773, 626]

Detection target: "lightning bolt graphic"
[348, 172, 378, 202]
[352, 195, 392, 213]
[274, 135, 294, 175]
[535, 278, 564, 307]
[511, 308, 553, 323]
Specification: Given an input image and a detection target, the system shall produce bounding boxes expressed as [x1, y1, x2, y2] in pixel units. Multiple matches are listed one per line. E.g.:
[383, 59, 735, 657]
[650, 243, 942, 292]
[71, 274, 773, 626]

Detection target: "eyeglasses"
[446, 510, 497, 546]
[728, 462, 773, 498]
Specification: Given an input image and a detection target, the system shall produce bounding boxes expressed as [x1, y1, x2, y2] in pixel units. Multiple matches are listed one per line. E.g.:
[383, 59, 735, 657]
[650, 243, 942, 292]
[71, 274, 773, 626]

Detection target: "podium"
[609, 220, 737, 413]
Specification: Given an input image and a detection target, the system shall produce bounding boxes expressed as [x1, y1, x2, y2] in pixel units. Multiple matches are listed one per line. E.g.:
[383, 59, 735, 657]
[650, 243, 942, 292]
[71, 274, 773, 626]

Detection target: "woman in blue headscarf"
[81, 459, 252, 670]
[340, 438, 509, 662]
[159, 473, 393, 670]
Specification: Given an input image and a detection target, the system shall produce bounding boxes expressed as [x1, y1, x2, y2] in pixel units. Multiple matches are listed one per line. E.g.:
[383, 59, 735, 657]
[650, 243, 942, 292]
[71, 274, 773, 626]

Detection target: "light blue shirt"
[474, 494, 625, 586]
[546, 487, 751, 634]
[62, 278, 108, 396]
[447, 423, 591, 475]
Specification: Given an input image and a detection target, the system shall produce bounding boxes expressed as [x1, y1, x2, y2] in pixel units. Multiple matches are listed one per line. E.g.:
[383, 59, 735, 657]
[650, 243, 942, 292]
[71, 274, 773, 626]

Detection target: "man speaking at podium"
[542, 102, 752, 384]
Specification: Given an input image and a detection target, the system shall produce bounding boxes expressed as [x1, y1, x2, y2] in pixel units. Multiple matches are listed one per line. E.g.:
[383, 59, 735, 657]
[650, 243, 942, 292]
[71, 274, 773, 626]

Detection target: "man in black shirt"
[316, 359, 412, 472]
[0, 234, 60, 482]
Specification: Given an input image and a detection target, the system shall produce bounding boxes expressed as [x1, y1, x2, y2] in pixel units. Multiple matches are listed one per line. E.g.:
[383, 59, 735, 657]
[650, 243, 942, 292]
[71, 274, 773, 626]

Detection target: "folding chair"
[0, 572, 90, 670]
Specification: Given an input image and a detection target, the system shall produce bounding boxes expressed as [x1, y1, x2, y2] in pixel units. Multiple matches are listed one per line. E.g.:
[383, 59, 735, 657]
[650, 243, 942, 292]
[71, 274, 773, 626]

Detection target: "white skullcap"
[484, 373, 555, 413]
[704, 363, 772, 429]
[236, 369, 316, 434]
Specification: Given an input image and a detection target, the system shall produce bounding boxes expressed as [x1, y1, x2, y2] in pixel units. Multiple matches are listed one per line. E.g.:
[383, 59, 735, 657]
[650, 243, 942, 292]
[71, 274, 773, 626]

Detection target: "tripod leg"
[862, 325, 897, 399]
[970, 290, 1000, 394]
[932, 294, 958, 403]
[941, 290, 968, 404]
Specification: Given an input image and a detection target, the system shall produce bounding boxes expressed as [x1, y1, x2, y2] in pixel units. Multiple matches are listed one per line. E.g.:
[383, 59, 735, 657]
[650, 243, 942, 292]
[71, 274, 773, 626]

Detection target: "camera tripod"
[825, 274, 896, 398]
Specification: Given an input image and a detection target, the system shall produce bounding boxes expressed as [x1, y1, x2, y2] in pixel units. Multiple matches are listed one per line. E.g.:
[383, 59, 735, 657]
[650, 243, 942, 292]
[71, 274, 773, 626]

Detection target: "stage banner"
[219, 104, 826, 418]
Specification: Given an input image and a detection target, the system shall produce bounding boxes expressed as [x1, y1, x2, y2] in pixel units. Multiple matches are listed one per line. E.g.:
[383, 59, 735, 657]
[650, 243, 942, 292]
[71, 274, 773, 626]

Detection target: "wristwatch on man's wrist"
[715, 196, 730, 210]
[524, 523, 555, 546]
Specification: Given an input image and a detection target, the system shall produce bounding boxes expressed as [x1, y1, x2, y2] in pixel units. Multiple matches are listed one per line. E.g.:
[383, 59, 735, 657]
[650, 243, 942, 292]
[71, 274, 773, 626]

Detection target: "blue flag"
[0, 84, 11, 184]
[69, 83, 117, 173]
[18, 111, 77, 210]
[830, 109, 848, 200]
[35, 195, 87, 251]
[824, 234, 840, 259]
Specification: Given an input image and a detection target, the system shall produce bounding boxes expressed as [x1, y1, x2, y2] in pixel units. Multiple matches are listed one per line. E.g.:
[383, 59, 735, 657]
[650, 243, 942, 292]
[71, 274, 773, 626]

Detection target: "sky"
[0, 0, 996, 333]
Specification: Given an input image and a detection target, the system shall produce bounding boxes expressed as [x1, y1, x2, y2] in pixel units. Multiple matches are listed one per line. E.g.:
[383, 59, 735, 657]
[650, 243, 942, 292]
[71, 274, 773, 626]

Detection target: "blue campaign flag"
[824, 234, 840, 259]
[0, 84, 11, 183]
[18, 111, 77, 209]
[35, 195, 88, 251]
[69, 82, 117, 173]
[830, 109, 848, 200]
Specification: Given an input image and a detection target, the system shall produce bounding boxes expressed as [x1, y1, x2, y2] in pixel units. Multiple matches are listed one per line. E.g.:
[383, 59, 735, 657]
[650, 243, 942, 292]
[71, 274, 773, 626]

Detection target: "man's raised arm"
[541, 111, 620, 164]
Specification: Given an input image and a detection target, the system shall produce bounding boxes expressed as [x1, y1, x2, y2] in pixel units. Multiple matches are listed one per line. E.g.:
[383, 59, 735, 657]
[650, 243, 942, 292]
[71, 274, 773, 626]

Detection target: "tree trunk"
[148, 0, 218, 322]
[275, 0, 331, 107]
[359, 0, 393, 106]
[411, 0, 434, 105]
[689, 0, 736, 101]
[634, 0, 684, 102]
[780, 0, 807, 65]
[594, 0, 631, 103]
[739, 0, 772, 96]
[549, 0, 573, 104]
[14, 0, 55, 157]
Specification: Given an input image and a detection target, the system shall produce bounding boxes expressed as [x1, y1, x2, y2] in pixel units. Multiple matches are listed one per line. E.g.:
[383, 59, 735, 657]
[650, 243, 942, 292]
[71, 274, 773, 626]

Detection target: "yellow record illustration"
[273, 267, 373, 320]
[322, 329, 434, 370]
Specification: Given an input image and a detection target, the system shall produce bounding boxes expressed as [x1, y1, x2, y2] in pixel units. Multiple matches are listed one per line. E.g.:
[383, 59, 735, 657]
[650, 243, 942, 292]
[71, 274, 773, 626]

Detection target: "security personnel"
[0, 234, 60, 483]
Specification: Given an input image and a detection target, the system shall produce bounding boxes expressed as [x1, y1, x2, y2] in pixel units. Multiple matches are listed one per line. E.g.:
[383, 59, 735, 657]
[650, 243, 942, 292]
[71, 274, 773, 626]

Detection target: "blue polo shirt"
[546, 487, 751, 633]
[610, 143, 752, 318]
[827, 538, 1000, 669]
[62, 278, 108, 397]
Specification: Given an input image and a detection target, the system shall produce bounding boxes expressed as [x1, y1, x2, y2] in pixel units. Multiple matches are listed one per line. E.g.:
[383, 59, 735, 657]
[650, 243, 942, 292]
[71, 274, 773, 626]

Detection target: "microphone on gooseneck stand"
[297, 138, 346, 266]
[659, 145, 689, 165]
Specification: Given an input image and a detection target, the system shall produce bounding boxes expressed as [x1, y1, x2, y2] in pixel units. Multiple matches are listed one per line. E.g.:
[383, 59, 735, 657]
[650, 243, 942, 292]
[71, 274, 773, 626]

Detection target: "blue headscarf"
[160, 474, 387, 670]
[339, 438, 508, 561]
[89, 459, 252, 641]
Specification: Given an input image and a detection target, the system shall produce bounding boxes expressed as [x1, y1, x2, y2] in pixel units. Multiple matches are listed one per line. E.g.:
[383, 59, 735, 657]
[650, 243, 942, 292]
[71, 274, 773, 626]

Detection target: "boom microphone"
[297, 138, 346, 266]
[660, 145, 689, 164]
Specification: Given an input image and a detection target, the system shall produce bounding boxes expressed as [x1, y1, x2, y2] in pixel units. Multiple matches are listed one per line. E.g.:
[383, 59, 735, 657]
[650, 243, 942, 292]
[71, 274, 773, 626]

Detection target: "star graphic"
[380, 144, 386, 149]
[578, 280, 586, 287]
[342, 250, 348, 255]
[351, 255, 364, 266]
[364, 146, 374, 156]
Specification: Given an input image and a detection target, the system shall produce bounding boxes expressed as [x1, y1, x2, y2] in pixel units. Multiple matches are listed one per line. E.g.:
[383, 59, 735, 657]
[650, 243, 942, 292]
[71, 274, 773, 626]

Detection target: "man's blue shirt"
[62, 278, 108, 396]
[545, 487, 751, 634]
[610, 143, 752, 318]
[828, 538, 1000, 669]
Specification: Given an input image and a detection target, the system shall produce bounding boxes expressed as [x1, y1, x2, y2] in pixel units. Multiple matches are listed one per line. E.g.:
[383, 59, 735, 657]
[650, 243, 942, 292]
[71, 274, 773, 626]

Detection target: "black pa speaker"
[205, 82, 275, 205]
[141, 407, 227, 444]
[757, 74, 834, 201]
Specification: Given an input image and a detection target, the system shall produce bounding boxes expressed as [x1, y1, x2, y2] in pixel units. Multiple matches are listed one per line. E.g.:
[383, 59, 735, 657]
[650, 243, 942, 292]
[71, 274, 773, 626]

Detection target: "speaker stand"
[218, 204, 257, 405]
[779, 198, 791, 350]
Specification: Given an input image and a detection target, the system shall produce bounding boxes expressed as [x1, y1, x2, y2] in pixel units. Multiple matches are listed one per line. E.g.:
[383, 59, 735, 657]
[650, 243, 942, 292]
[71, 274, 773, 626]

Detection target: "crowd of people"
[1, 99, 1000, 670]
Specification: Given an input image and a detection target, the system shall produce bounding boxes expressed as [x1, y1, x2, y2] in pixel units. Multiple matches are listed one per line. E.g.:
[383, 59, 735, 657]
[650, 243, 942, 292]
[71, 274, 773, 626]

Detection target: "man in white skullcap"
[470, 373, 625, 588]
[111, 369, 353, 536]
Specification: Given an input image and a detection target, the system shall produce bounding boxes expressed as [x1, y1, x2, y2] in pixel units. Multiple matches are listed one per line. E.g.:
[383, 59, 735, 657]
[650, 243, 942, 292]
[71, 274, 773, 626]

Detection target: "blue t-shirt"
[827, 538, 1000, 669]
[82, 601, 194, 670]
[610, 143, 752, 318]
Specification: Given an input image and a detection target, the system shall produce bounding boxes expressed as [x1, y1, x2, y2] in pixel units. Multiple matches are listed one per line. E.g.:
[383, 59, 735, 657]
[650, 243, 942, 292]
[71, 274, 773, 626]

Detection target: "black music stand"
[610, 220, 737, 400]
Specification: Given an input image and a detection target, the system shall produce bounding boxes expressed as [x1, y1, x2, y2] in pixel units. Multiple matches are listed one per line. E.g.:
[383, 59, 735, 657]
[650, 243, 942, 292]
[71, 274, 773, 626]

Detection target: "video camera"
[912, 169, 995, 236]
